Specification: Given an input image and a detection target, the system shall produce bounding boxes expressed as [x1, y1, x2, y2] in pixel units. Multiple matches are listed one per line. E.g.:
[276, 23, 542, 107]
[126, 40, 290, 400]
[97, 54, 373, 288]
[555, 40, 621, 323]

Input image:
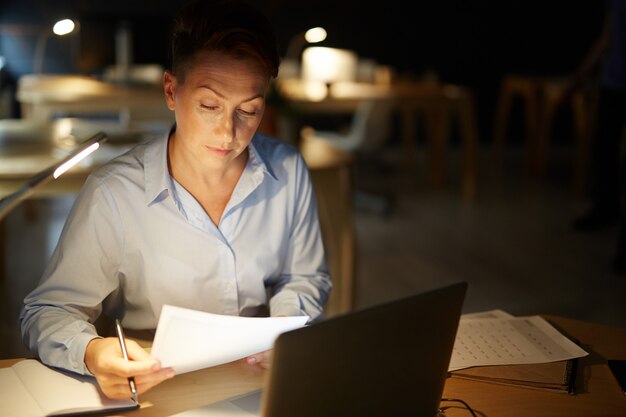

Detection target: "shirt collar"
[248, 133, 279, 183]
[144, 130, 174, 206]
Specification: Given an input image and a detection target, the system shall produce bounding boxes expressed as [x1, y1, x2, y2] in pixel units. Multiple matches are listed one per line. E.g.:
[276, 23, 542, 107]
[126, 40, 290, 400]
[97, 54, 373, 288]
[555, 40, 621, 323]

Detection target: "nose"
[214, 112, 236, 144]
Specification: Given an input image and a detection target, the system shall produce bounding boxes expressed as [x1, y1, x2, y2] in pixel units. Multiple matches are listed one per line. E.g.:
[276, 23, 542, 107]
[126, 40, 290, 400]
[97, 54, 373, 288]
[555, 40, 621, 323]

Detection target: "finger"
[245, 351, 271, 369]
[126, 340, 154, 362]
[245, 354, 260, 365]
[96, 376, 138, 400]
[98, 368, 173, 399]
[257, 354, 271, 369]
[107, 356, 161, 377]
[134, 368, 176, 394]
[134, 367, 175, 386]
[104, 383, 139, 400]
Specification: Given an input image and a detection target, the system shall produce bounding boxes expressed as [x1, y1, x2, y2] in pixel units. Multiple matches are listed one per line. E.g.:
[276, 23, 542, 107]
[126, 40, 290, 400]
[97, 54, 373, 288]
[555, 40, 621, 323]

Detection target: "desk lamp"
[285, 27, 327, 61]
[283, 27, 327, 78]
[0, 132, 107, 220]
[33, 18, 78, 74]
[301, 46, 358, 86]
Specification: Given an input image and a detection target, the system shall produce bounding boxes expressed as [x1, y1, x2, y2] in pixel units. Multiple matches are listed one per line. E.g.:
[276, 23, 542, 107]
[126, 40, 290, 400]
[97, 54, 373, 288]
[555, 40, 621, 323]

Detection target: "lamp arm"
[285, 32, 306, 61]
[33, 31, 50, 74]
[0, 132, 108, 220]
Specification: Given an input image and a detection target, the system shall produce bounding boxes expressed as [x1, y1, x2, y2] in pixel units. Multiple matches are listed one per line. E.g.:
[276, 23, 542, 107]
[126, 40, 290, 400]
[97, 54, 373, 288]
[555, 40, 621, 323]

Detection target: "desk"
[276, 78, 479, 201]
[1, 315, 624, 416]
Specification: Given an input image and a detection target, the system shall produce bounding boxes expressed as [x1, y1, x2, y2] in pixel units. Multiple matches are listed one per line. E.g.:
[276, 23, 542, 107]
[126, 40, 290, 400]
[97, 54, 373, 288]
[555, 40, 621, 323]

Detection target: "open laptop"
[173, 281, 467, 417]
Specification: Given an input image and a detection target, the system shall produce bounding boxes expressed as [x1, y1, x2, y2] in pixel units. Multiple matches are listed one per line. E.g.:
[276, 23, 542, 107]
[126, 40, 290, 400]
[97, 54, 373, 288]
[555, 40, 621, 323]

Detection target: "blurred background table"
[275, 78, 479, 201]
[16, 74, 174, 126]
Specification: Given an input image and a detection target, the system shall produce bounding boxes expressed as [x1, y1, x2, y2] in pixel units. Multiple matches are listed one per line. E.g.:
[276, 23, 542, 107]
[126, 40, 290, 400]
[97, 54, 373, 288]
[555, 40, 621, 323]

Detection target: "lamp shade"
[301, 47, 357, 84]
[33, 18, 78, 74]
[0, 132, 107, 220]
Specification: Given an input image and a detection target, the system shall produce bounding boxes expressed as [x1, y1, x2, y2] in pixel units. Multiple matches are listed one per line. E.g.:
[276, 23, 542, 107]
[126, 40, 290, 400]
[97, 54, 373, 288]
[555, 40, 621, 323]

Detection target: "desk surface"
[2, 315, 625, 417]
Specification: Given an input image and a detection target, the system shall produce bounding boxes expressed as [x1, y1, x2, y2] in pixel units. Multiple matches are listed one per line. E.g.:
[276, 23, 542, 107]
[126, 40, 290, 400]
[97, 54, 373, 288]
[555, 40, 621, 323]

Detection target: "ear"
[163, 71, 177, 111]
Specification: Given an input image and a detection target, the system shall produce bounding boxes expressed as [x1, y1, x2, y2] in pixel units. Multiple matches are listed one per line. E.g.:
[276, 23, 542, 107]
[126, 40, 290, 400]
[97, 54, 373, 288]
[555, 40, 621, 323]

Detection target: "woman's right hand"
[84, 337, 175, 400]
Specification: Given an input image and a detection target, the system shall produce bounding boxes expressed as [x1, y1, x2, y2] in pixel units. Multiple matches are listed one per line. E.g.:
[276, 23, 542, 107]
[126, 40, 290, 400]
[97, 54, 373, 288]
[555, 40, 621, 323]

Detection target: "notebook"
[172, 281, 468, 417]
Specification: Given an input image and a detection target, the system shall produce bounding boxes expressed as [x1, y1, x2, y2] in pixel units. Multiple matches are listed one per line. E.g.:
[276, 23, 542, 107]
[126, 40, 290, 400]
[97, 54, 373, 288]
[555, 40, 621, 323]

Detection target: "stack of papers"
[448, 310, 589, 393]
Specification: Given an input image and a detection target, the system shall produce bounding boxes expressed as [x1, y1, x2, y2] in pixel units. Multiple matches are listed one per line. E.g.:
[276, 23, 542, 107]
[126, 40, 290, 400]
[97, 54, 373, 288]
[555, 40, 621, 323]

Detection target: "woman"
[19, 0, 331, 399]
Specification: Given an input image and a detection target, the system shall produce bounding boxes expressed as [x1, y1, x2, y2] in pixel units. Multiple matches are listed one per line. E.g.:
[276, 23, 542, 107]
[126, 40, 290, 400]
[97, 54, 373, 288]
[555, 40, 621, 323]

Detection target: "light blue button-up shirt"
[19, 131, 331, 375]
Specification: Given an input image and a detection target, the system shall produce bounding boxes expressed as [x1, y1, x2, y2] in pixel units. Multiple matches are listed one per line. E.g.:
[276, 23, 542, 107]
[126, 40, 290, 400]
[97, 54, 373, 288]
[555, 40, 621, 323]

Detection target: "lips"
[206, 145, 233, 157]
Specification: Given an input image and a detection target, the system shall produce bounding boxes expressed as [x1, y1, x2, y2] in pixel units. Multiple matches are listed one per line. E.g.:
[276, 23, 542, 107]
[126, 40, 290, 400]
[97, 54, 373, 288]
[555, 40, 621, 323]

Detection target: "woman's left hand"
[244, 350, 272, 369]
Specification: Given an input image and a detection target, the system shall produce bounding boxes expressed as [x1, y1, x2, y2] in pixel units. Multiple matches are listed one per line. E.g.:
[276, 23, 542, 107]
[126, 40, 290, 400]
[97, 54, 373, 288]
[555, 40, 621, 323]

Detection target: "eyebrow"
[199, 85, 264, 103]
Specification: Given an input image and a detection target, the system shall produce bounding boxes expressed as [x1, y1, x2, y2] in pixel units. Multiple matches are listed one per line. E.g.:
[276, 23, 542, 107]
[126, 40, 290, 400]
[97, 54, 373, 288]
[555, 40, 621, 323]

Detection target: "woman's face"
[164, 50, 270, 170]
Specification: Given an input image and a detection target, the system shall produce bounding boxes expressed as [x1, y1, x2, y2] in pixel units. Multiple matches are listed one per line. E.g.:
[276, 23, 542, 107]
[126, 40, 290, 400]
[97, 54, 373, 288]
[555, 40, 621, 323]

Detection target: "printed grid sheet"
[448, 315, 588, 371]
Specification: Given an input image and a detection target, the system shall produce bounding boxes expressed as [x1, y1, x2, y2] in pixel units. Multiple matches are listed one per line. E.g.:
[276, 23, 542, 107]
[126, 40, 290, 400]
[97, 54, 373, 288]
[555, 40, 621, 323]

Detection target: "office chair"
[300, 97, 396, 216]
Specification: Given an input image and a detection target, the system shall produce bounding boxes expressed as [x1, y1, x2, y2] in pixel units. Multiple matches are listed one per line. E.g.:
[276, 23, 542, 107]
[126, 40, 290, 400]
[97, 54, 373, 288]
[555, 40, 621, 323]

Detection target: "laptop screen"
[261, 281, 468, 417]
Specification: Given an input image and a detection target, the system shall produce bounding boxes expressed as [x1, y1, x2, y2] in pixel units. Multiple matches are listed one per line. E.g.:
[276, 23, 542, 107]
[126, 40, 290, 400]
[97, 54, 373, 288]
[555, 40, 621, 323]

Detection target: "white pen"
[115, 319, 139, 404]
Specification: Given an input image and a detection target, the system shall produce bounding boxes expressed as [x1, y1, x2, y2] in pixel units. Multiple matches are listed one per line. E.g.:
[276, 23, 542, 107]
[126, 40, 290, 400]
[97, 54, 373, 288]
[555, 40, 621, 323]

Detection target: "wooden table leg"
[400, 105, 419, 186]
[457, 95, 479, 201]
[0, 218, 7, 359]
[426, 106, 450, 187]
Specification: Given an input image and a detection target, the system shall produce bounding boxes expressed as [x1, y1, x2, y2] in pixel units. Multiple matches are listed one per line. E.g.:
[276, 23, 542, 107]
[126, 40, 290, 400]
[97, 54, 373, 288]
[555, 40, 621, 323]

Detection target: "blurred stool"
[492, 74, 596, 192]
[396, 83, 479, 201]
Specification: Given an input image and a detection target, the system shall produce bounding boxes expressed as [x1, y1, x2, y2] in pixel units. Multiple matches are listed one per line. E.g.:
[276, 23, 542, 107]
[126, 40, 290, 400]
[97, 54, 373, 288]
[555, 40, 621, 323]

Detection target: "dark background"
[0, 0, 608, 142]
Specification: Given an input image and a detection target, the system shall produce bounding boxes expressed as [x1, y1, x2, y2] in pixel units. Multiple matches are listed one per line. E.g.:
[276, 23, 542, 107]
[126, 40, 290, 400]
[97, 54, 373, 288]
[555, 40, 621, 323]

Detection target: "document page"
[461, 309, 514, 319]
[449, 315, 588, 371]
[0, 359, 137, 417]
[0, 366, 42, 417]
[151, 305, 309, 374]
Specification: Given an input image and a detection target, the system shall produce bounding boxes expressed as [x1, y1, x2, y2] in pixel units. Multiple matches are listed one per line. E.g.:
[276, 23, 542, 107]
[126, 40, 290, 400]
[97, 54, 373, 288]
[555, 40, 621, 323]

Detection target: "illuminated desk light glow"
[0, 132, 107, 220]
[33, 18, 78, 74]
[301, 47, 358, 85]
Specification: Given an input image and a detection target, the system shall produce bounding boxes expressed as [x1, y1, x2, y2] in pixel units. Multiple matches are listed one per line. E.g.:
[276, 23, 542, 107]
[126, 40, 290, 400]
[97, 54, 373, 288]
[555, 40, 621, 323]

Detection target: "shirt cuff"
[69, 332, 102, 376]
[269, 297, 305, 318]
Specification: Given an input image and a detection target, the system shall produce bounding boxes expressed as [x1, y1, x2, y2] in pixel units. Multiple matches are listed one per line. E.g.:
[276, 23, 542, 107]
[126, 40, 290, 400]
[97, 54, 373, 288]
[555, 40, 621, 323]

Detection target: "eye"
[200, 103, 219, 111]
[238, 108, 258, 117]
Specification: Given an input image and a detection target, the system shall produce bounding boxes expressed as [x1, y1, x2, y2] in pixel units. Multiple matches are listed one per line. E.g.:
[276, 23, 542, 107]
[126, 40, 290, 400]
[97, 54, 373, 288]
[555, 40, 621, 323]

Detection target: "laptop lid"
[173, 281, 467, 417]
[261, 281, 467, 417]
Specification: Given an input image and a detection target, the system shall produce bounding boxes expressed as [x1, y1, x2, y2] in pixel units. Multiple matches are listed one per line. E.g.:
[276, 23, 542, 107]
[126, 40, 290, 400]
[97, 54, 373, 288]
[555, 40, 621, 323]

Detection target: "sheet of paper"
[461, 309, 514, 319]
[0, 359, 137, 417]
[449, 315, 588, 371]
[151, 305, 309, 374]
[0, 366, 42, 417]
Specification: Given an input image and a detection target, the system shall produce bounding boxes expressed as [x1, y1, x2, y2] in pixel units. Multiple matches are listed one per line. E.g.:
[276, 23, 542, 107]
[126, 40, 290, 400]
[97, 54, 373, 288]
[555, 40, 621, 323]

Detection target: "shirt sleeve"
[268, 153, 332, 321]
[19, 175, 123, 375]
